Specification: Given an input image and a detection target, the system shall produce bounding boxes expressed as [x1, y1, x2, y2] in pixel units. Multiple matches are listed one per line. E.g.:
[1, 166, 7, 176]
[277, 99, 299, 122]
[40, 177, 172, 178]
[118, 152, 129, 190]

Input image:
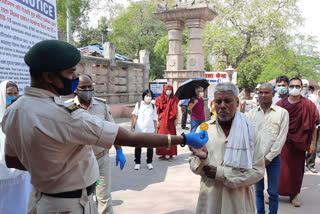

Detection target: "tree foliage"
[56, 0, 91, 40]
[257, 35, 320, 82]
[75, 16, 110, 47]
[204, 0, 303, 87]
[109, 0, 167, 80]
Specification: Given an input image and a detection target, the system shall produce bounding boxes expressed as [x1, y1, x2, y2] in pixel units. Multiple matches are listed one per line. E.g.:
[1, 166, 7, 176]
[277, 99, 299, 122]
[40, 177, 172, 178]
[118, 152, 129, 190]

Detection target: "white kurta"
[189, 118, 265, 214]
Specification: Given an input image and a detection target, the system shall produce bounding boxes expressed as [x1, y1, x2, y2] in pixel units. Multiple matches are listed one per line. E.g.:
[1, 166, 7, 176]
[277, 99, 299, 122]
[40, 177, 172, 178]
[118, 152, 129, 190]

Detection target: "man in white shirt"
[247, 83, 289, 214]
[273, 76, 289, 105]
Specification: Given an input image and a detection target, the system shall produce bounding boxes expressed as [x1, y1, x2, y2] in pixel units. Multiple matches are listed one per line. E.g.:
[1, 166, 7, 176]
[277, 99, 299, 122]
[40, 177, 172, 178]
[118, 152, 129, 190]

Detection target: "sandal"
[159, 156, 166, 160]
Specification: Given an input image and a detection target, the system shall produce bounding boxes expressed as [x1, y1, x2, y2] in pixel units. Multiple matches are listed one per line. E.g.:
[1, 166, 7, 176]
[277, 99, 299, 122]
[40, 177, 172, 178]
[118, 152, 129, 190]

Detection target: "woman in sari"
[0, 81, 32, 213]
[155, 84, 179, 160]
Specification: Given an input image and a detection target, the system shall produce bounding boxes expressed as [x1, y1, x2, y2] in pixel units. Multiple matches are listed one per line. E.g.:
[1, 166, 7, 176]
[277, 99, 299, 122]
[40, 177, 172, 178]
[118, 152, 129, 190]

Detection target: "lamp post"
[225, 66, 236, 83]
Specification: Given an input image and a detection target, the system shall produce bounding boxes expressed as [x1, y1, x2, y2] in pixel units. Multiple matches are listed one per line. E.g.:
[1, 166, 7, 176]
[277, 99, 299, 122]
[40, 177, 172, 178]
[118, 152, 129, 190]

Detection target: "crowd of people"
[0, 40, 208, 214]
[0, 39, 319, 214]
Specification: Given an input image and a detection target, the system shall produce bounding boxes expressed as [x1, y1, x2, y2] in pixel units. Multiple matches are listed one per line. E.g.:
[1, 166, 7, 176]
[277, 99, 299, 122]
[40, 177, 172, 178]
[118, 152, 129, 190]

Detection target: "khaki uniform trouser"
[96, 153, 114, 214]
[27, 186, 97, 214]
[27, 154, 113, 214]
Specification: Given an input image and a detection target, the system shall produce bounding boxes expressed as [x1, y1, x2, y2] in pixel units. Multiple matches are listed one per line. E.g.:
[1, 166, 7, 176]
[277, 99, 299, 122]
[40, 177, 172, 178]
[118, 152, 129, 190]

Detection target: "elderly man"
[67, 74, 125, 214]
[247, 83, 289, 214]
[189, 82, 265, 214]
[273, 76, 289, 104]
[276, 78, 319, 207]
[2, 40, 208, 214]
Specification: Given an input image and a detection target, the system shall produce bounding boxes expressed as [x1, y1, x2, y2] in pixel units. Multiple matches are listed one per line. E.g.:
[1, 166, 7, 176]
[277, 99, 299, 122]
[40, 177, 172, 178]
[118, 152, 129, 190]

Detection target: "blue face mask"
[71, 78, 79, 93]
[6, 96, 16, 105]
[277, 86, 288, 95]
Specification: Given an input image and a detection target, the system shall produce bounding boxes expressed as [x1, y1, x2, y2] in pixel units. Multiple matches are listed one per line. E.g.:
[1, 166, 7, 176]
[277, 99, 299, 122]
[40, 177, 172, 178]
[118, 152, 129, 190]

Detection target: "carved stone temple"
[155, 0, 217, 92]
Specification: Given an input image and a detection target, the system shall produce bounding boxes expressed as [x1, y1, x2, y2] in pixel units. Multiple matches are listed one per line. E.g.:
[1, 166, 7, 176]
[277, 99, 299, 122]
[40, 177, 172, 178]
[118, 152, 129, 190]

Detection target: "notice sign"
[205, 72, 229, 84]
[149, 83, 166, 98]
[0, 0, 57, 91]
[205, 72, 237, 85]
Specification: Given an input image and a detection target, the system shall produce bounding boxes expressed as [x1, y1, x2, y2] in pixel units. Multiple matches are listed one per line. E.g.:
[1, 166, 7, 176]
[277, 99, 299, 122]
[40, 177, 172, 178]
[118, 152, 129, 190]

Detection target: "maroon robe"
[155, 84, 179, 156]
[277, 97, 319, 197]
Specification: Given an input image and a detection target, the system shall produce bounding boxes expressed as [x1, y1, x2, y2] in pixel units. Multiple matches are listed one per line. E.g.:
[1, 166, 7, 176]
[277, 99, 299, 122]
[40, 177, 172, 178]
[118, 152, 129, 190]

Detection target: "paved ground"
[109, 118, 320, 214]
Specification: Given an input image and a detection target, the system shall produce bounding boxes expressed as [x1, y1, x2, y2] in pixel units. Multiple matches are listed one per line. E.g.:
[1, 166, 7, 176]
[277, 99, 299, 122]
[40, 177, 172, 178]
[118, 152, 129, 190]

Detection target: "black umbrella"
[175, 78, 210, 100]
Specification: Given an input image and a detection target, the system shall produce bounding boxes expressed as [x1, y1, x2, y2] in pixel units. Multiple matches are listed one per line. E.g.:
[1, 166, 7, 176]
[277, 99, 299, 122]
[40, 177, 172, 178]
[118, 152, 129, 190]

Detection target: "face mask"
[77, 90, 94, 101]
[166, 90, 172, 96]
[144, 96, 152, 103]
[53, 73, 77, 96]
[289, 88, 301, 97]
[199, 92, 204, 97]
[277, 86, 288, 95]
[71, 78, 79, 93]
[6, 96, 16, 105]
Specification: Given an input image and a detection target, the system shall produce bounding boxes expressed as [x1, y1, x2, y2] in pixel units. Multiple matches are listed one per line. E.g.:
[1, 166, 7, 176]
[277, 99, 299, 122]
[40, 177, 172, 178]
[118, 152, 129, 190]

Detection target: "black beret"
[24, 40, 81, 73]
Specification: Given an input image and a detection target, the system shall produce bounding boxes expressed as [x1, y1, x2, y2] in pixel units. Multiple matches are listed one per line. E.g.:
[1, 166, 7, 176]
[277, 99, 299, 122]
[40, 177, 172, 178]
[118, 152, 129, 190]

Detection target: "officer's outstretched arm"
[114, 127, 208, 149]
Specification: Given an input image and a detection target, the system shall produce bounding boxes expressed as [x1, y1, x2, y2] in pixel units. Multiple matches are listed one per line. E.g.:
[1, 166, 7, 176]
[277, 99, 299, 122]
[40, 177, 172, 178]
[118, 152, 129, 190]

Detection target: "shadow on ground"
[110, 150, 192, 192]
[112, 200, 124, 207]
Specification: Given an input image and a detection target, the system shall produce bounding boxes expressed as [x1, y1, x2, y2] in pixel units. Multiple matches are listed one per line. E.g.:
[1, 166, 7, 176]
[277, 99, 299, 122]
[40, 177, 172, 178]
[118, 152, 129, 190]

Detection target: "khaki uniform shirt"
[247, 104, 289, 161]
[189, 118, 265, 214]
[69, 96, 114, 156]
[2, 87, 119, 194]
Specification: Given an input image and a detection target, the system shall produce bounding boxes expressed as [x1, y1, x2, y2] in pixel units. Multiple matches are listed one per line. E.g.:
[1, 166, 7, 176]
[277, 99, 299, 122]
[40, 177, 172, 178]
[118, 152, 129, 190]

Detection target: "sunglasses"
[289, 85, 301, 89]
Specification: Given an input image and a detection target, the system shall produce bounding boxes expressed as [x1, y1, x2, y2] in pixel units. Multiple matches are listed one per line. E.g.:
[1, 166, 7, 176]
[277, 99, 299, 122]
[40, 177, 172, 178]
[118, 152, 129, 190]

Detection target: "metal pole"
[66, 7, 72, 43]
[102, 33, 104, 46]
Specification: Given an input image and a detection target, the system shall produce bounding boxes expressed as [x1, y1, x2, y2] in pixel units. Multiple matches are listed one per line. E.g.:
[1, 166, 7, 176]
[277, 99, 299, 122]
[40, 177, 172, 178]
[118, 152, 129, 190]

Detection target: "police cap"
[24, 40, 81, 73]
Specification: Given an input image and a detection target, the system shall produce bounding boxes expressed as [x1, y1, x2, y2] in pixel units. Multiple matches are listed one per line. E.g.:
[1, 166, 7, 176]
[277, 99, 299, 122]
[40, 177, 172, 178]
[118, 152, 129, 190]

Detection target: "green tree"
[204, 0, 302, 87]
[75, 16, 110, 47]
[109, 0, 167, 80]
[257, 35, 320, 82]
[57, 0, 91, 42]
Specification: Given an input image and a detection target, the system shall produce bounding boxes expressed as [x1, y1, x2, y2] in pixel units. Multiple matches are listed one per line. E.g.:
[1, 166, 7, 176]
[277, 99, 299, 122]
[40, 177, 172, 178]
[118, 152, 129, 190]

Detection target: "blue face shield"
[6, 96, 16, 105]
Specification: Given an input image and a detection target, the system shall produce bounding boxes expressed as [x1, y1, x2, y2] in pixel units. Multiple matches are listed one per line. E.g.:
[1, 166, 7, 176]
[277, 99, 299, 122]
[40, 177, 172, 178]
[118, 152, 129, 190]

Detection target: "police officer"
[67, 74, 125, 214]
[2, 40, 208, 214]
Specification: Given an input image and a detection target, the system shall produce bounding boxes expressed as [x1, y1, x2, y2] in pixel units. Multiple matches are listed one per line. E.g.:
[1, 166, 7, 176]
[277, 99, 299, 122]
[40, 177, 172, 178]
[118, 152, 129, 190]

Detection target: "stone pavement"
[109, 118, 320, 214]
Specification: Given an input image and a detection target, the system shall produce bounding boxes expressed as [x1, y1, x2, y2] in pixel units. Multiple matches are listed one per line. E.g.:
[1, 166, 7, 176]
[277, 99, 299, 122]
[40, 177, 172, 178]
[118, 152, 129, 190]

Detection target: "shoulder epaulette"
[65, 103, 80, 113]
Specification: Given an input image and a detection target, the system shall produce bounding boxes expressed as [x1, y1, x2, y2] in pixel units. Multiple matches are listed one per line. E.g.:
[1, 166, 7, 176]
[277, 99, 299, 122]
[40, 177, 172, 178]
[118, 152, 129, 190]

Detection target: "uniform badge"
[66, 103, 80, 113]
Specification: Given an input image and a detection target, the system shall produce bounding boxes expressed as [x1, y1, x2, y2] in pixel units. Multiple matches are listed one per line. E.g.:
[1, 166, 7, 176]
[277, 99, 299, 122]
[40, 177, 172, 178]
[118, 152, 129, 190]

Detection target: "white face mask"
[199, 92, 204, 97]
[144, 96, 152, 103]
[289, 88, 301, 97]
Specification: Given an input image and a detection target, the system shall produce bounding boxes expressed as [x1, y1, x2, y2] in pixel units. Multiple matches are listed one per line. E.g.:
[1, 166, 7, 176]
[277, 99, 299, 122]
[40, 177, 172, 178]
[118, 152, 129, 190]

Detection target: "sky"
[89, 0, 320, 50]
[297, 0, 320, 50]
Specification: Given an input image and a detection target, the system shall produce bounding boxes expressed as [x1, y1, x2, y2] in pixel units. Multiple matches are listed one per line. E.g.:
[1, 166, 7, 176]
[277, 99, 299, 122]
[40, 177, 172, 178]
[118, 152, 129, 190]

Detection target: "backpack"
[133, 101, 155, 128]
[136, 101, 155, 118]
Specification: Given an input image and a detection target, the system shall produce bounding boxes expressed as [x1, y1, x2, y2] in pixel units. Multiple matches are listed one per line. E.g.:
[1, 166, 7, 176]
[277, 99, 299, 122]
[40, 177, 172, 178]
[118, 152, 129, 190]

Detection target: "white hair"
[213, 82, 239, 97]
[302, 79, 309, 86]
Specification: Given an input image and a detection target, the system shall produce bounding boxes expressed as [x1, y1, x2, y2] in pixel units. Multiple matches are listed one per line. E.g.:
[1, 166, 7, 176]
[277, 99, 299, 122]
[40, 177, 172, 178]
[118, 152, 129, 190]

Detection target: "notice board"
[0, 0, 58, 92]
